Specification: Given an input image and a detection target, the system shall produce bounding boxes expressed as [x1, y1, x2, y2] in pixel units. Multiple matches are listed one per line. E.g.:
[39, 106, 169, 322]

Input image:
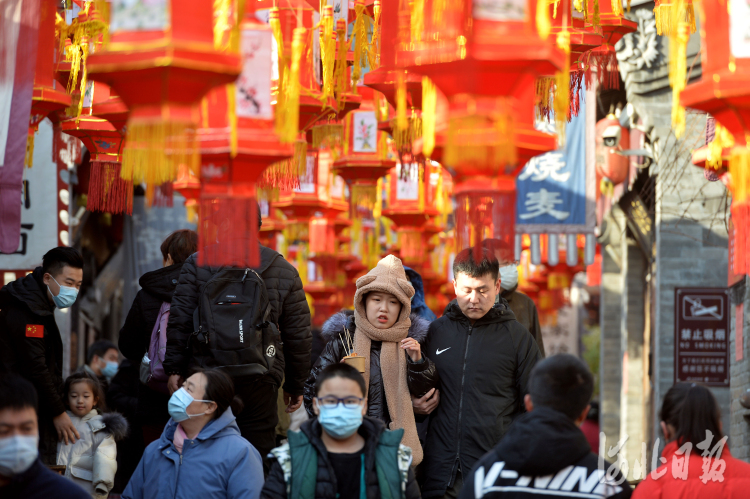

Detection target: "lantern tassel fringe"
[88, 161, 134, 215]
[121, 119, 198, 186]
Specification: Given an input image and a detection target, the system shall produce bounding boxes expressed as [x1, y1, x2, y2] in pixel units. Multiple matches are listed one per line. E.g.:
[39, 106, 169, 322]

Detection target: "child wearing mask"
[303, 255, 438, 466]
[262, 363, 422, 499]
[56, 372, 128, 499]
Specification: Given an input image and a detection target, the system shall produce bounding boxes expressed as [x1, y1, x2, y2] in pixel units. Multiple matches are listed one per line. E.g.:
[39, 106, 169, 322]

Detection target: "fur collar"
[320, 310, 429, 344]
[100, 412, 129, 441]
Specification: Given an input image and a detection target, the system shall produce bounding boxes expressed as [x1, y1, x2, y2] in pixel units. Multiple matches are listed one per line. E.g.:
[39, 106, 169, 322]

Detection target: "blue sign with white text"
[516, 94, 586, 226]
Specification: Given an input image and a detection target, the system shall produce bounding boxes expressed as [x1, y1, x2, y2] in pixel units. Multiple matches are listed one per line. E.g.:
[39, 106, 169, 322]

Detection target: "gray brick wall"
[730, 279, 750, 461]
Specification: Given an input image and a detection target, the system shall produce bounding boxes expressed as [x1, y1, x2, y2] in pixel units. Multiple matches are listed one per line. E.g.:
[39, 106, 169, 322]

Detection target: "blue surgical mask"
[48, 276, 79, 309]
[317, 404, 364, 439]
[102, 361, 119, 379]
[0, 435, 39, 477]
[499, 264, 519, 291]
[168, 388, 213, 423]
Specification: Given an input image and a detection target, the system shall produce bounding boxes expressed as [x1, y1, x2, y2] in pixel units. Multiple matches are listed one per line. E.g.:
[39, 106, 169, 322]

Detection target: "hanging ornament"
[87, 0, 242, 193]
[653, 0, 696, 36]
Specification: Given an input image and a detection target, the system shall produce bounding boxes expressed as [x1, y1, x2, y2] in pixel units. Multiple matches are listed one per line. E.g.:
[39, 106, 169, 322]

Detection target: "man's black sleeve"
[278, 271, 312, 396]
[163, 255, 200, 376]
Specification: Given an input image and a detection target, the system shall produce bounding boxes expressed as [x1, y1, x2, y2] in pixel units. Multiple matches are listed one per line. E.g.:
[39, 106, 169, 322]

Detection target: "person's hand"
[412, 388, 440, 415]
[53, 412, 80, 445]
[168, 374, 184, 395]
[401, 337, 422, 362]
[284, 392, 303, 413]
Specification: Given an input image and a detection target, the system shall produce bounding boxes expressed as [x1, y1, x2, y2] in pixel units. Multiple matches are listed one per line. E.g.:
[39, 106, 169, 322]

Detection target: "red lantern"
[87, 0, 242, 188]
[397, 0, 564, 183]
[595, 113, 629, 195]
[196, 1, 296, 266]
[680, 0, 750, 275]
[453, 176, 516, 256]
[27, 0, 71, 167]
[382, 160, 440, 269]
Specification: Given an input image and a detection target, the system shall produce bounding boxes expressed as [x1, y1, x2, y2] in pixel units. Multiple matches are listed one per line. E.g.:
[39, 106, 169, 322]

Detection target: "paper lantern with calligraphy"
[333, 109, 396, 212]
[87, 0, 242, 191]
[27, 0, 71, 167]
[382, 161, 439, 269]
[197, 4, 295, 266]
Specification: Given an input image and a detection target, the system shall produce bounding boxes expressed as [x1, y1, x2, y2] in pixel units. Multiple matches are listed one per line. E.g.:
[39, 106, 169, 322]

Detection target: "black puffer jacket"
[261, 416, 422, 499]
[458, 407, 631, 499]
[421, 299, 542, 498]
[303, 311, 438, 425]
[0, 268, 66, 464]
[118, 263, 184, 428]
[0, 268, 65, 418]
[163, 245, 312, 395]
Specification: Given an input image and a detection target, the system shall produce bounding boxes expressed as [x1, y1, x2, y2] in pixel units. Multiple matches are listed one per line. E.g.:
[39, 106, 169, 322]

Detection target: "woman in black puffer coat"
[118, 229, 197, 445]
[303, 310, 438, 427]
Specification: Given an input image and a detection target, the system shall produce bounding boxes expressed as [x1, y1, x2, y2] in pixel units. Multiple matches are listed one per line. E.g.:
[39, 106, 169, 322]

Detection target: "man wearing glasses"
[261, 363, 422, 499]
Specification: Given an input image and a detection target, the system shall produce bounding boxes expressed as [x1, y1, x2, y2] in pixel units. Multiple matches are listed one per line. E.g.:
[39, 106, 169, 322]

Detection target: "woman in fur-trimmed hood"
[303, 255, 439, 466]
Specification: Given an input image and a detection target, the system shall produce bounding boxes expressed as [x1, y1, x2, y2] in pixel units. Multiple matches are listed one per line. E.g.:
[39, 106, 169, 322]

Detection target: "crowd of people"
[2, 217, 750, 498]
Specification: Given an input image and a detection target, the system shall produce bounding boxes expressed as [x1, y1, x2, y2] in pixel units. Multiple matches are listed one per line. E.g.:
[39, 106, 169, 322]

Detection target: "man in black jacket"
[420, 247, 541, 498]
[0, 247, 84, 464]
[459, 354, 631, 499]
[163, 212, 312, 468]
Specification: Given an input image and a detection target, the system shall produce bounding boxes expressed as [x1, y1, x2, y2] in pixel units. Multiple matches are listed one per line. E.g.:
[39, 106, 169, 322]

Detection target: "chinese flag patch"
[25, 325, 44, 338]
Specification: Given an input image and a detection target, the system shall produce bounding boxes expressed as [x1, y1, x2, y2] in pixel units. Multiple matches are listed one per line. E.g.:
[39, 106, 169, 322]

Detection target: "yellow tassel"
[121, 119, 199, 185]
[552, 0, 559, 18]
[270, 8, 286, 93]
[627, 0, 631, 12]
[535, 76, 555, 120]
[25, 133, 34, 168]
[707, 123, 734, 170]
[334, 20, 348, 110]
[422, 77, 437, 159]
[410, 0, 424, 44]
[593, 0, 600, 27]
[213, 0, 232, 50]
[320, 6, 335, 101]
[370, 0, 382, 70]
[277, 27, 305, 143]
[375, 177, 383, 219]
[729, 147, 750, 203]
[611, 0, 623, 16]
[351, 183, 379, 212]
[554, 29, 571, 146]
[351, 0, 373, 85]
[418, 163, 425, 212]
[227, 84, 238, 157]
[686, 3, 696, 33]
[537, 0, 551, 40]
[669, 21, 689, 138]
[396, 72, 407, 132]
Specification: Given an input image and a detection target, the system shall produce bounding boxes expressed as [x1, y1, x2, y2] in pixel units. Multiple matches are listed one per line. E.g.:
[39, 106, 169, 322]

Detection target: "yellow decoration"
[334, 20, 349, 110]
[370, 0, 382, 70]
[729, 147, 750, 203]
[277, 27, 305, 143]
[422, 77, 437, 158]
[654, 0, 696, 36]
[396, 72, 407, 132]
[351, 1, 374, 84]
[554, 29, 571, 146]
[121, 119, 199, 186]
[668, 21, 689, 138]
[611, 0, 623, 16]
[707, 123, 734, 170]
[537, 0, 551, 40]
[320, 6, 335, 102]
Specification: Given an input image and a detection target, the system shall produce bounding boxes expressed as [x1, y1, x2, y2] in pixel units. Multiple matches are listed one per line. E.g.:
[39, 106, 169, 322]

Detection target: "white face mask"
[0, 435, 39, 477]
[499, 264, 519, 291]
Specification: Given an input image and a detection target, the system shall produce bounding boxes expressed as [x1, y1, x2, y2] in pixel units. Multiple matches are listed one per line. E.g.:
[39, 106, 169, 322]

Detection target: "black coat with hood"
[261, 416, 422, 499]
[163, 245, 312, 395]
[458, 406, 632, 499]
[0, 268, 66, 419]
[501, 287, 545, 357]
[303, 311, 438, 426]
[421, 299, 542, 498]
[118, 263, 184, 428]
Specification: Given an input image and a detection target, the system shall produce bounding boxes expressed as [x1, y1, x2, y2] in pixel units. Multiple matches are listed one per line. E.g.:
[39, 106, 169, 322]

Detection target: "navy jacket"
[0, 458, 90, 499]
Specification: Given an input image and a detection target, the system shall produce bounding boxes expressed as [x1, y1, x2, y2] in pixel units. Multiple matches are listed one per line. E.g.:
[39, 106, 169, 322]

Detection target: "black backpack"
[189, 267, 281, 377]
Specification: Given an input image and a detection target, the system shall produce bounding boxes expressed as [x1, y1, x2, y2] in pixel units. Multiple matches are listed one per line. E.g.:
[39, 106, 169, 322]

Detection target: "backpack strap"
[375, 428, 411, 499]
[287, 430, 318, 499]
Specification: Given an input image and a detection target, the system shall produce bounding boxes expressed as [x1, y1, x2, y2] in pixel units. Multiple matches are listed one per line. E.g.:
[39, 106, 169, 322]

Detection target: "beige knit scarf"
[351, 255, 423, 466]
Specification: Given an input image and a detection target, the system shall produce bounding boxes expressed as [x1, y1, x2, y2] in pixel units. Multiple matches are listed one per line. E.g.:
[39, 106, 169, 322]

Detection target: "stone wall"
[730, 278, 750, 461]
